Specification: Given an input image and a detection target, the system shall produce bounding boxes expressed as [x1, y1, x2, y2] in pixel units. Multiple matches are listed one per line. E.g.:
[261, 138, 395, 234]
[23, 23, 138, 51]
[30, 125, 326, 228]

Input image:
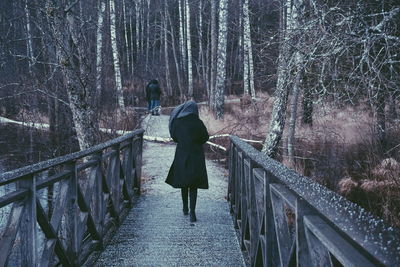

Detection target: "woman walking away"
[166, 101, 209, 222]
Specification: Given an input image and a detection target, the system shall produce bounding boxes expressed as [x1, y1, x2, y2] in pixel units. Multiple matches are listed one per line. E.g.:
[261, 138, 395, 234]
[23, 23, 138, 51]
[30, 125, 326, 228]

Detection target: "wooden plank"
[270, 184, 292, 267]
[77, 187, 101, 241]
[304, 215, 376, 267]
[295, 198, 315, 266]
[36, 169, 71, 190]
[269, 183, 296, 210]
[227, 143, 234, 204]
[133, 136, 143, 191]
[0, 188, 29, 208]
[76, 159, 98, 172]
[65, 161, 79, 263]
[253, 169, 264, 227]
[92, 153, 105, 237]
[263, 173, 280, 267]
[101, 171, 119, 222]
[41, 179, 70, 266]
[0, 201, 25, 267]
[111, 146, 121, 214]
[36, 199, 71, 266]
[19, 174, 38, 266]
[240, 156, 249, 249]
[247, 160, 260, 265]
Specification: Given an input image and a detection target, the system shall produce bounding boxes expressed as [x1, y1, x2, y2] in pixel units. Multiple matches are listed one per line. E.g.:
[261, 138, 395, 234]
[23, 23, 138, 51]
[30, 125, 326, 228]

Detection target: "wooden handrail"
[0, 129, 144, 185]
[228, 135, 400, 266]
[0, 130, 144, 266]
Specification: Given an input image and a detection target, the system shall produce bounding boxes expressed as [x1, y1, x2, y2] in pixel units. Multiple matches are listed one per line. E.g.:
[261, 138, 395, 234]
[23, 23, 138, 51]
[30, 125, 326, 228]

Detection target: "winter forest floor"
[93, 114, 246, 266]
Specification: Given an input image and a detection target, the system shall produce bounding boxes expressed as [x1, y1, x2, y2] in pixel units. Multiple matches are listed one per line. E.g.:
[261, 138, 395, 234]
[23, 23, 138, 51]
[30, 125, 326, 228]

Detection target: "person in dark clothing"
[146, 79, 161, 115]
[166, 101, 209, 222]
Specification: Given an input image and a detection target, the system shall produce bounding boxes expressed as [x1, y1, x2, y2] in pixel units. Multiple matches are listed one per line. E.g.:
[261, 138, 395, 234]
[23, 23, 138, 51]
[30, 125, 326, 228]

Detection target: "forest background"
[0, 0, 399, 226]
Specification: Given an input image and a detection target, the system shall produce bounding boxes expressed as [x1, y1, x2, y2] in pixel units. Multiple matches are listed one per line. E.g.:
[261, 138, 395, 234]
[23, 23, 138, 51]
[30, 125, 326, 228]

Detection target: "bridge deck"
[94, 115, 245, 266]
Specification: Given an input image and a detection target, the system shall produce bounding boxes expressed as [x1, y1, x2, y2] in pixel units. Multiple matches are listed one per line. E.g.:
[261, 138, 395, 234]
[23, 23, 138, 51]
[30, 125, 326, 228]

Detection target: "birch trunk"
[24, 0, 34, 72]
[95, 0, 106, 108]
[287, 53, 303, 167]
[168, 8, 184, 98]
[129, 8, 135, 74]
[185, 0, 193, 98]
[302, 85, 313, 125]
[47, 0, 98, 150]
[145, 0, 150, 69]
[197, 1, 206, 91]
[178, 0, 186, 73]
[110, 0, 126, 113]
[135, 0, 140, 58]
[261, 0, 292, 158]
[215, 0, 228, 119]
[209, 0, 218, 109]
[244, 0, 255, 98]
[122, 0, 130, 77]
[164, 2, 172, 96]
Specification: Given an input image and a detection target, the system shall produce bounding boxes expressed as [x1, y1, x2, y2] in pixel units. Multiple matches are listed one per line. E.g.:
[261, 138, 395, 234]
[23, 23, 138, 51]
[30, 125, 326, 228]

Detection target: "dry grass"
[200, 95, 400, 227]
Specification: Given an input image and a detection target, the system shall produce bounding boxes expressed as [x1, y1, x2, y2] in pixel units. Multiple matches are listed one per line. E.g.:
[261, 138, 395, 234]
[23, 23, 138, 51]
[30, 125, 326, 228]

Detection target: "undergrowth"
[201, 96, 400, 227]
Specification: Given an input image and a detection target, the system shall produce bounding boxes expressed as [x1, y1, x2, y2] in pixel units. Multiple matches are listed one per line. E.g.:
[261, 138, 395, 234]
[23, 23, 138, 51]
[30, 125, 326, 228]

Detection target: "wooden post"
[134, 134, 143, 193]
[228, 143, 235, 211]
[112, 145, 121, 211]
[93, 152, 104, 242]
[19, 174, 38, 266]
[270, 185, 291, 267]
[247, 161, 259, 265]
[296, 198, 315, 266]
[65, 161, 79, 264]
[264, 172, 279, 267]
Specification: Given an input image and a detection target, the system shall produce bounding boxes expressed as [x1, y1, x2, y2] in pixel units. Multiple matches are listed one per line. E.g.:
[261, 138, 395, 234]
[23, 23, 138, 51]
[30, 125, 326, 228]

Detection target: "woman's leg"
[181, 188, 189, 215]
[189, 188, 197, 222]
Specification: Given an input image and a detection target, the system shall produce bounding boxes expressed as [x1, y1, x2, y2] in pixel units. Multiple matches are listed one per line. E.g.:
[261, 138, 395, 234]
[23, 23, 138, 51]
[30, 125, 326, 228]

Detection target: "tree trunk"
[215, 0, 228, 119]
[185, 0, 193, 98]
[376, 89, 386, 147]
[24, 0, 34, 72]
[209, 0, 218, 109]
[122, 0, 130, 78]
[95, 0, 106, 108]
[135, 0, 140, 59]
[178, 0, 186, 75]
[197, 0, 205, 90]
[287, 53, 303, 168]
[243, 0, 255, 98]
[47, 0, 98, 150]
[110, 0, 126, 113]
[302, 85, 313, 125]
[168, 7, 184, 99]
[262, 0, 292, 158]
[164, 2, 172, 96]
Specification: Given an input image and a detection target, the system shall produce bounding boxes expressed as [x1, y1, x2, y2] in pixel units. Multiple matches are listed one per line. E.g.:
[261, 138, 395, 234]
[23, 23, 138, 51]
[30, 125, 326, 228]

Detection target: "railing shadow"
[228, 135, 400, 267]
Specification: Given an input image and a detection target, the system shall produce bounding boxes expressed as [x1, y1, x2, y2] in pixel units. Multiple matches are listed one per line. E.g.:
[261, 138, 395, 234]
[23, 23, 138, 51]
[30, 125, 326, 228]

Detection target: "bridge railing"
[0, 129, 144, 266]
[228, 136, 400, 267]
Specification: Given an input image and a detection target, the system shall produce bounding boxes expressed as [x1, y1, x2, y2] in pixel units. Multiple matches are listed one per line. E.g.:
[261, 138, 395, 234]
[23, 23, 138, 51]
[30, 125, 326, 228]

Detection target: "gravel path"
[94, 114, 245, 266]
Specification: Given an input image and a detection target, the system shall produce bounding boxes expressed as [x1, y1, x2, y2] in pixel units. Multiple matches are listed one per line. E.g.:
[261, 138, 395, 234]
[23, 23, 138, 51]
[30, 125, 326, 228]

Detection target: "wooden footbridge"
[0, 128, 399, 266]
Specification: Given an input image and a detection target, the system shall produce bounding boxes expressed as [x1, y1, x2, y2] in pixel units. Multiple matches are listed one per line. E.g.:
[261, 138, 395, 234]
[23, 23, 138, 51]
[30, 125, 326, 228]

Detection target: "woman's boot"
[189, 188, 197, 222]
[181, 188, 189, 215]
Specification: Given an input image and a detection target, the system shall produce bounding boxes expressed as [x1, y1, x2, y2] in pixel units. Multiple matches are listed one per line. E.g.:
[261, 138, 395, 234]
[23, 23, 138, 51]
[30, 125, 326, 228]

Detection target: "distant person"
[146, 79, 161, 115]
[166, 101, 209, 222]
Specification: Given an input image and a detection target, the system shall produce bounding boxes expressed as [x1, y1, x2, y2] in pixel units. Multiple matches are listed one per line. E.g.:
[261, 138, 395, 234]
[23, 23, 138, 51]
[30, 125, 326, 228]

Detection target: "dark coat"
[166, 114, 209, 189]
[146, 83, 161, 100]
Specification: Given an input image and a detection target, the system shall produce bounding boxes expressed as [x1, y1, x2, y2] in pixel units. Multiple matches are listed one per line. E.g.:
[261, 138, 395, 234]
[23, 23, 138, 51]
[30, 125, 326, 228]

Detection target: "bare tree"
[46, 0, 98, 150]
[214, 0, 229, 119]
[110, 0, 126, 113]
